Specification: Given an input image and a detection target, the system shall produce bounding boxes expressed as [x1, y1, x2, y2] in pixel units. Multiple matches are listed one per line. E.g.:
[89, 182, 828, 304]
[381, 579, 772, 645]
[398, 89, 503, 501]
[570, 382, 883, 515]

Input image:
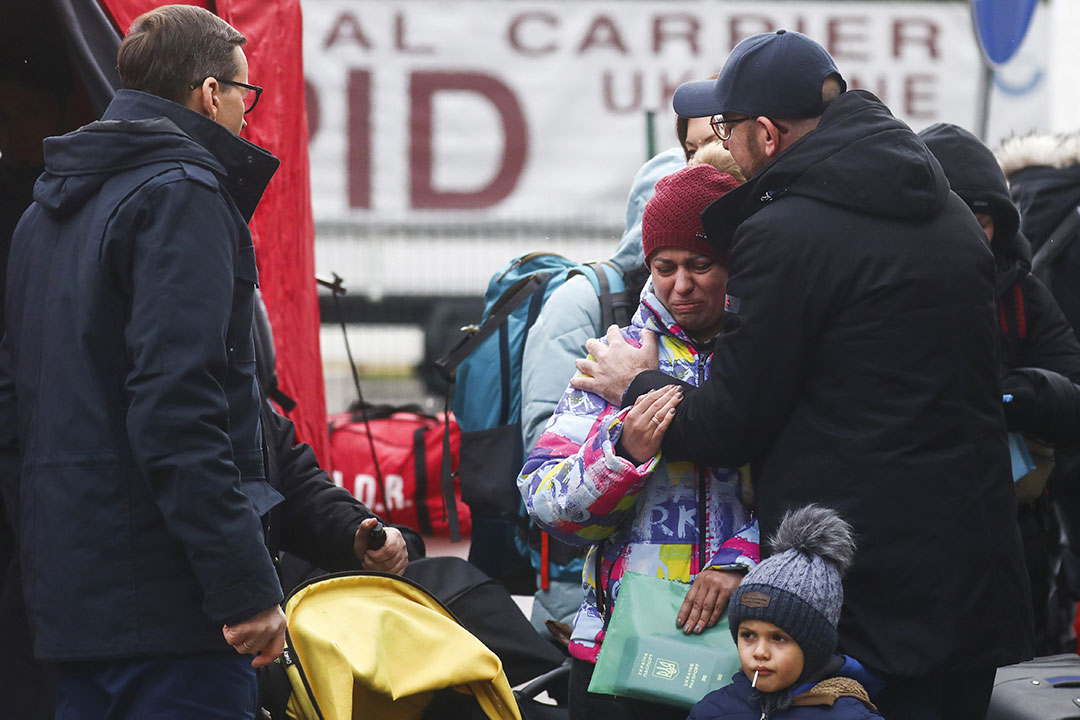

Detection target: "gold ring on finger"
[651, 415, 662, 425]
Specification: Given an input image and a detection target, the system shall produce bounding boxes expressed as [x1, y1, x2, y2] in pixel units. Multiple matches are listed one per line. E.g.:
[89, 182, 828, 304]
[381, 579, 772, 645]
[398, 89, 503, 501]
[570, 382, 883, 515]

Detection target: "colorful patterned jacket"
[517, 280, 759, 661]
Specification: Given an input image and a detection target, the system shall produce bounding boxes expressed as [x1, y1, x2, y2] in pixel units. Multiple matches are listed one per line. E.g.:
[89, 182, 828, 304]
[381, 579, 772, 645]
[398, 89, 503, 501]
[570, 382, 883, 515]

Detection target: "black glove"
[1001, 367, 1080, 449]
[1001, 370, 1040, 434]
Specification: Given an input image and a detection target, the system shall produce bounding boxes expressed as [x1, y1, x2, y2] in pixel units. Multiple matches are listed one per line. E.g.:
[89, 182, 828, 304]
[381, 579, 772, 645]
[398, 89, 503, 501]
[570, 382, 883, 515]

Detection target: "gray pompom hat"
[728, 504, 856, 679]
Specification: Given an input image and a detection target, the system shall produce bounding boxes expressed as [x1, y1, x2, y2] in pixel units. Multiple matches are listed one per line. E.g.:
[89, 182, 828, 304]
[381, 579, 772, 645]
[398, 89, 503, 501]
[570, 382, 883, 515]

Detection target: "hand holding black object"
[1000, 367, 1080, 450]
[367, 521, 387, 550]
[354, 517, 408, 575]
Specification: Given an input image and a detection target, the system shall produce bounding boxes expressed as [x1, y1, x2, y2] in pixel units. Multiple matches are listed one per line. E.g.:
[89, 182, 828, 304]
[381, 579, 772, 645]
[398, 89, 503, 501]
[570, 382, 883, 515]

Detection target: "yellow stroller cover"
[282, 571, 522, 720]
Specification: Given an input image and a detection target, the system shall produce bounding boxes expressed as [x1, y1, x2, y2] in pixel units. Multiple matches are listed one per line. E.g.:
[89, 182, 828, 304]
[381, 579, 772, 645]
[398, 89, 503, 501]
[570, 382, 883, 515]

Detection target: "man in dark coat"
[922, 123, 1080, 656]
[0, 6, 294, 718]
[572, 30, 1032, 720]
[0, 287, 413, 720]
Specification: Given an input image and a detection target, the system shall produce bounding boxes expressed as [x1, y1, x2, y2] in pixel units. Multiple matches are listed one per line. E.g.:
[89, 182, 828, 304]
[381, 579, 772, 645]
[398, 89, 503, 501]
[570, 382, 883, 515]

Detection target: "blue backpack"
[436, 252, 636, 583]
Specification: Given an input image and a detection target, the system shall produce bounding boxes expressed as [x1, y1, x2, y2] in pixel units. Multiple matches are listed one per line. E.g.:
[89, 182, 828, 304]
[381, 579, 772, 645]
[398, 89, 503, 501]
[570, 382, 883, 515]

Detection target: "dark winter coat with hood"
[0, 89, 284, 660]
[625, 90, 1033, 676]
[920, 123, 1080, 451]
[1001, 137, 1080, 341]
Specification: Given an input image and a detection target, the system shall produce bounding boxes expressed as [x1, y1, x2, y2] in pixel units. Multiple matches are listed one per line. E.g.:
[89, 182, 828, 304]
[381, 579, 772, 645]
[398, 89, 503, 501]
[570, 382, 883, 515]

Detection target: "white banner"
[301, 1, 1048, 225]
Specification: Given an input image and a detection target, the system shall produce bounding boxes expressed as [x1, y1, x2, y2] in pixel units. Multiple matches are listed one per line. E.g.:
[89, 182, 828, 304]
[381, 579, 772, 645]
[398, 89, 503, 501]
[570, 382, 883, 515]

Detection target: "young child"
[689, 505, 885, 719]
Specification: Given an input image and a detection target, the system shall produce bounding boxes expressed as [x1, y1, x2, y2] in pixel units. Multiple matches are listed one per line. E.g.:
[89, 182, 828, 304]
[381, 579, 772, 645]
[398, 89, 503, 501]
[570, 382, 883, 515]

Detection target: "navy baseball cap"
[673, 30, 845, 119]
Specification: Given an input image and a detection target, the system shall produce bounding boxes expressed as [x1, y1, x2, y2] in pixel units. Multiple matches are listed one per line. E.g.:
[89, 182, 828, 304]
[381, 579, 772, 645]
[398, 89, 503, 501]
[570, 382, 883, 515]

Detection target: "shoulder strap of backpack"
[490, 271, 556, 425]
[1032, 205, 1080, 277]
[585, 261, 641, 330]
[434, 273, 547, 381]
[590, 262, 616, 329]
[440, 399, 460, 542]
[411, 427, 434, 536]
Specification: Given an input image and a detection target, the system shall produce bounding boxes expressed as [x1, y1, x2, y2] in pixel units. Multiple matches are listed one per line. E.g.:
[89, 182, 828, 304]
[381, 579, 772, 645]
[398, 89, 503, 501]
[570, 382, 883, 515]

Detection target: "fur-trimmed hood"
[996, 133, 1080, 252]
[997, 132, 1080, 181]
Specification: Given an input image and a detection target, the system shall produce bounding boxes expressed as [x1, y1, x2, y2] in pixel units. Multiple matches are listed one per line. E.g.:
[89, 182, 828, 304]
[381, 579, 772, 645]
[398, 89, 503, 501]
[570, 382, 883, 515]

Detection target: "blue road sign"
[972, 0, 1039, 65]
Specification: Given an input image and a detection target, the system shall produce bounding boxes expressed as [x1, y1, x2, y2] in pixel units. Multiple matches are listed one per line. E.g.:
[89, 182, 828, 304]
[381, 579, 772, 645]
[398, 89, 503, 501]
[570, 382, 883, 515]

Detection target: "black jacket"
[263, 404, 369, 569]
[626, 91, 1033, 675]
[0, 90, 284, 660]
[1011, 163, 1080, 340]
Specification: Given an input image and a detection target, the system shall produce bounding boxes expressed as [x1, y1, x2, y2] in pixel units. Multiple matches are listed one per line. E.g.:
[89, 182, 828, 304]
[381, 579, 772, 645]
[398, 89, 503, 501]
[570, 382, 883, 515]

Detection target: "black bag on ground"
[987, 653, 1080, 720]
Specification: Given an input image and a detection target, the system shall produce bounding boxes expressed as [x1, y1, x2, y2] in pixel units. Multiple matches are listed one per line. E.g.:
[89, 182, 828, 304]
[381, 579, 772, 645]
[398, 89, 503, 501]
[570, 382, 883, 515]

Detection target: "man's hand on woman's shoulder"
[571, 325, 659, 405]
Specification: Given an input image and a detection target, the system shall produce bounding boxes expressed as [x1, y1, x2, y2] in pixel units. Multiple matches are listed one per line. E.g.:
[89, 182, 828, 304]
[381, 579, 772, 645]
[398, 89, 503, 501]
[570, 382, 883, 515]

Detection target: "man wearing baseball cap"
[573, 30, 1033, 720]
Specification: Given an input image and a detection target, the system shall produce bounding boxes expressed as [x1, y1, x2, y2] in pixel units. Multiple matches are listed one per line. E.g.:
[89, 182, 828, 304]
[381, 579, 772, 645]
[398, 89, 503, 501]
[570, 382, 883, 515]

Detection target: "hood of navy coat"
[701, 90, 950, 255]
[34, 89, 278, 222]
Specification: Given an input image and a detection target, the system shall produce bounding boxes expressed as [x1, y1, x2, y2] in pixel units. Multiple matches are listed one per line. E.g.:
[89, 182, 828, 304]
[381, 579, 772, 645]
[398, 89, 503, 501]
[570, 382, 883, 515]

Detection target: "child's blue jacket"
[688, 655, 885, 720]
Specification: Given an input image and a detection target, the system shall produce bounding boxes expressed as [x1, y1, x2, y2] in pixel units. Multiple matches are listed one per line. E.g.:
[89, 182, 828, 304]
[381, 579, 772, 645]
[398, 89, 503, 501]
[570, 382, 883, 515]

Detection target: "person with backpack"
[922, 125, 1080, 655]
[518, 163, 758, 720]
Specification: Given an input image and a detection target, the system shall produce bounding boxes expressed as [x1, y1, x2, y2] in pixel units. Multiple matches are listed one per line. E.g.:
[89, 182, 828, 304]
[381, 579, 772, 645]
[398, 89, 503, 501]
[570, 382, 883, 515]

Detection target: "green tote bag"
[588, 571, 742, 709]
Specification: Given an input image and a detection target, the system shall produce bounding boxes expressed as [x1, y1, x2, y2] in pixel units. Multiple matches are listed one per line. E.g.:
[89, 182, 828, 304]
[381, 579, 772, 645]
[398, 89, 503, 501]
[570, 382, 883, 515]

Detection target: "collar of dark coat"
[700, 89, 949, 259]
[101, 89, 279, 222]
[791, 676, 876, 711]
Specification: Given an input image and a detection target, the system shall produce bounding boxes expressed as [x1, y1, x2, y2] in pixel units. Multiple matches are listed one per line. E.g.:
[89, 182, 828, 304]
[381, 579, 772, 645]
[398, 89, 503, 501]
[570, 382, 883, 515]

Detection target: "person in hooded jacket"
[0, 6, 289, 718]
[572, 31, 1032, 720]
[519, 163, 759, 720]
[998, 131, 1080, 646]
[921, 122, 1080, 655]
[998, 133, 1080, 339]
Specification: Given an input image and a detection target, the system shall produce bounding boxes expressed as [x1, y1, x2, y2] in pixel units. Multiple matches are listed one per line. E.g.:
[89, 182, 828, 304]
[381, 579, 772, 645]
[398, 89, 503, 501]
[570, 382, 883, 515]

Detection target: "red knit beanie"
[642, 164, 740, 265]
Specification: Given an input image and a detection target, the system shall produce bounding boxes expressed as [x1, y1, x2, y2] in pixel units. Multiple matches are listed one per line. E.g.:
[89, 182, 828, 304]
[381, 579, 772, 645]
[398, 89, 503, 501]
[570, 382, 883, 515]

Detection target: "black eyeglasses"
[221, 79, 263, 114]
[190, 77, 263, 114]
[709, 115, 751, 142]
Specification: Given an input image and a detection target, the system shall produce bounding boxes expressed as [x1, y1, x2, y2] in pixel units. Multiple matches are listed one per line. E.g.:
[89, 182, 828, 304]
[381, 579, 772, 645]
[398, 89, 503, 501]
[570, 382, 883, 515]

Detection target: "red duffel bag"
[327, 404, 470, 540]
